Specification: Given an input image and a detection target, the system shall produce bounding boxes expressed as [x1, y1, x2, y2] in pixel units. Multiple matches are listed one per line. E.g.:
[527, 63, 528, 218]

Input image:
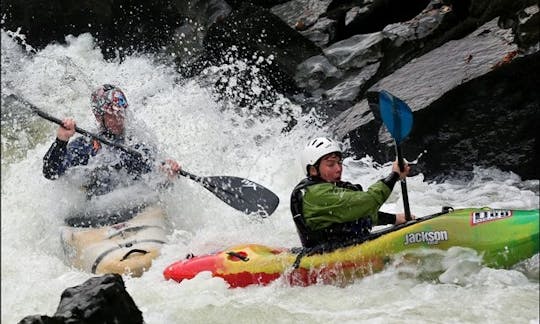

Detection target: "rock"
[324, 33, 385, 69]
[1, 0, 537, 180]
[298, 17, 338, 48]
[510, 4, 540, 52]
[18, 316, 63, 324]
[18, 274, 143, 324]
[271, 0, 335, 47]
[271, 0, 332, 30]
[327, 0, 431, 39]
[0, 0, 182, 59]
[408, 52, 539, 181]
[328, 17, 540, 181]
[202, 2, 322, 96]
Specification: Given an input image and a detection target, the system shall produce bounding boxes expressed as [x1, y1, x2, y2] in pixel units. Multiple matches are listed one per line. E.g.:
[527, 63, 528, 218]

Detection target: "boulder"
[18, 274, 143, 324]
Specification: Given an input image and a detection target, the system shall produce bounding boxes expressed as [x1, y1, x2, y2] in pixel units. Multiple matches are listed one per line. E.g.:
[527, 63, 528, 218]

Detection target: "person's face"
[95, 108, 125, 135]
[310, 153, 343, 182]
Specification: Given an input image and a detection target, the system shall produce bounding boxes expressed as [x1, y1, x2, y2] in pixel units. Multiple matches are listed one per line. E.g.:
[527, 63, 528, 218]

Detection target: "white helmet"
[300, 137, 342, 175]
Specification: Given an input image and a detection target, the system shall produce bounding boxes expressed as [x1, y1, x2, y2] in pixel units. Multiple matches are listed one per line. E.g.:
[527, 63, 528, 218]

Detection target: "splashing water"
[1, 31, 538, 324]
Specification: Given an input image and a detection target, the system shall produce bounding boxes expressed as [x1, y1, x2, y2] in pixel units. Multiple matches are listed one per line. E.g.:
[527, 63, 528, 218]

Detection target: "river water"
[1, 32, 539, 324]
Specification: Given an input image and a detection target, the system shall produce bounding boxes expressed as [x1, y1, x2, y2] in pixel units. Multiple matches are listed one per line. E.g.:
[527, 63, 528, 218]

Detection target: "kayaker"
[42, 84, 181, 199]
[290, 137, 414, 248]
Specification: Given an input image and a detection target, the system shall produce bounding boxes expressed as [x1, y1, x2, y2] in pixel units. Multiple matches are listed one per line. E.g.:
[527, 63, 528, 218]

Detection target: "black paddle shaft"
[12, 94, 280, 216]
[12, 95, 142, 157]
[395, 145, 412, 221]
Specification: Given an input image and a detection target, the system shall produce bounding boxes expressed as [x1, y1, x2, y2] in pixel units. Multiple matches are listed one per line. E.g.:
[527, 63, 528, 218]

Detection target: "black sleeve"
[377, 211, 396, 225]
[381, 171, 400, 190]
[43, 138, 68, 180]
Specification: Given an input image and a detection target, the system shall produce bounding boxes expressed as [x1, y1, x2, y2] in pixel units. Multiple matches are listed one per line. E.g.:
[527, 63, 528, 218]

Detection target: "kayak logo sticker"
[470, 210, 512, 225]
[404, 231, 448, 245]
[241, 179, 258, 190]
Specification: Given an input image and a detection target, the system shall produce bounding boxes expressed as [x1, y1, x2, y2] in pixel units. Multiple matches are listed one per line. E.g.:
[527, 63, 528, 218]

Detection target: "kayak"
[61, 204, 168, 277]
[163, 207, 539, 287]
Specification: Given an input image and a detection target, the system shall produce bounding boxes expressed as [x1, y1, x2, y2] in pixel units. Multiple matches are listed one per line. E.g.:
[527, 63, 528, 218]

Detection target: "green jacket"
[303, 180, 392, 230]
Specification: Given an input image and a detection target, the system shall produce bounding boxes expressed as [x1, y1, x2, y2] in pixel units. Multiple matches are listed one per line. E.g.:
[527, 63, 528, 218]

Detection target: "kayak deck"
[164, 207, 539, 287]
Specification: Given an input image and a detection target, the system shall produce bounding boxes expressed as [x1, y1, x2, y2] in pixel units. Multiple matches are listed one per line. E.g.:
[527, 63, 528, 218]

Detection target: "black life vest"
[290, 177, 372, 248]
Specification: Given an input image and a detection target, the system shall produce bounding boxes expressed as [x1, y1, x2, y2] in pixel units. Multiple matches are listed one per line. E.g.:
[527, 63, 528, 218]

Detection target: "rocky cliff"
[2, 0, 538, 181]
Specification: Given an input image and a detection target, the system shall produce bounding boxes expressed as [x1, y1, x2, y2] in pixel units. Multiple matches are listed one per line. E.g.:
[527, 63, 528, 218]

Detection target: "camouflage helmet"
[90, 84, 128, 116]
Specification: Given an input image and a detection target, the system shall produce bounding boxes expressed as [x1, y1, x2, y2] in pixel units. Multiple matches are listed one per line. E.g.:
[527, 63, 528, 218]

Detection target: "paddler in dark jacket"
[290, 137, 414, 248]
[43, 84, 181, 199]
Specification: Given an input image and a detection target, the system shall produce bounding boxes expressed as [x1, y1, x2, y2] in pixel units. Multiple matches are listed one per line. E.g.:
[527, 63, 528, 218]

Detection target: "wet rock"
[271, 0, 335, 47]
[18, 316, 63, 324]
[227, 0, 291, 9]
[324, 33, 385, 69]
[327, 0, 431, 39]
[18, 274, 143, 324]
[408, 52, 539, 181]
[330, 19, 537, 181]
[0, 0, 183, 58]
[271, 0, 332, 30]
[508, 4, 540, 52]
[1, 0, 538, 180]
[324, 63, 380, 102]
[295, 55, 343, 92]
[298, 17, 338, 48]
[294, 32, 384, 103]
[202, 2, 322, 96]
[166, 0, 233, 77]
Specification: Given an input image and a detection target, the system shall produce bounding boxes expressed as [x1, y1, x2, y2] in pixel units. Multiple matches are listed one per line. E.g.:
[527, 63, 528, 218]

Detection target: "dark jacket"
[43, 135, 155, 198]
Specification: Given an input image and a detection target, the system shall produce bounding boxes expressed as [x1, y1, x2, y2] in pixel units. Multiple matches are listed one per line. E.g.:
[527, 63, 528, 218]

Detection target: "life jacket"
[82, 135, 150, 198]
[290, 177, 372, 248]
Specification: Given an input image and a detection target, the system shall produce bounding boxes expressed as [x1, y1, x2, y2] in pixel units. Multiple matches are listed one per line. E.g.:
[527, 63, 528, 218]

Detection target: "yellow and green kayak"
[163, 207, 539, 287]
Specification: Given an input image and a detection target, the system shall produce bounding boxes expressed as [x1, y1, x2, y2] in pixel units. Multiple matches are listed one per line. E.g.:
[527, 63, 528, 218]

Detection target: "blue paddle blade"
[379, 90, 413, 145]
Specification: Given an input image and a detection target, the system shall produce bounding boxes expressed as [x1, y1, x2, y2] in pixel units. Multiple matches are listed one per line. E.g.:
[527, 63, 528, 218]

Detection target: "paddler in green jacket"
[290, 137, 414, 248]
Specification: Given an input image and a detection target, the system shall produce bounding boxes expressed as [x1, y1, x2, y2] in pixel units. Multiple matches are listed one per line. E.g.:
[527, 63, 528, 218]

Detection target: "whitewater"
[1, 32, 538, 324]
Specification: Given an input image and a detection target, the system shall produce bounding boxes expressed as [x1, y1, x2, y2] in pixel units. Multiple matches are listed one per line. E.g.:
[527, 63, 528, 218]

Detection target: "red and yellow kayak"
[163, 207, 539, 287]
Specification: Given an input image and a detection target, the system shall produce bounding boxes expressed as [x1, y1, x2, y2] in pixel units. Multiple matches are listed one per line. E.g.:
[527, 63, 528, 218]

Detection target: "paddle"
[378, 90, 413, 221]
[9, 94, 280, 216]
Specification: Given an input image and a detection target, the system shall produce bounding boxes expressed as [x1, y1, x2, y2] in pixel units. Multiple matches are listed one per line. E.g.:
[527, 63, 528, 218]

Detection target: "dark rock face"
[1, 0, 538, 182]
[0, 0, 182, 58]
[330, 16, 539, 182]
[358, 51, 538, 182]
[408, 53, 539, 182]
[18, 274, 143, 324]
[204, 2, 322, 95]
[327, 0, 432, 38]
[18, 316, 63, 324]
